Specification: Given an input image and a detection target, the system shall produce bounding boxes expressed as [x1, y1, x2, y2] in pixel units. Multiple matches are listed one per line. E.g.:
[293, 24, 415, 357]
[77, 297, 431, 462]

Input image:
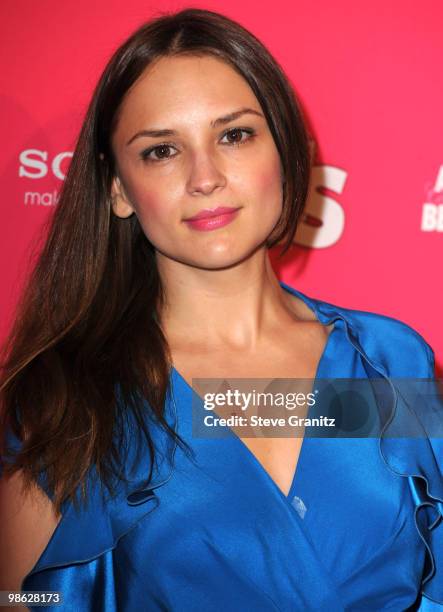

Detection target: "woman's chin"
[184, 243, 265, 271]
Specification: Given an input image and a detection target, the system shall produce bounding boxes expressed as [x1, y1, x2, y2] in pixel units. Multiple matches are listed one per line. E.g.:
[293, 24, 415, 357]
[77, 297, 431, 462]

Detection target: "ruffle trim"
[378, 382, 443, 605]
[22, 283, 443, 607]
[298, 286, 443, 606]
[22, 384, 179, 587]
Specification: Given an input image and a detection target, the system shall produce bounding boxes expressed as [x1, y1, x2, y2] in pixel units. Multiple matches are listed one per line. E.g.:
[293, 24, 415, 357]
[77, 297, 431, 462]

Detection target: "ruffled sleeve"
[305, 288, 443, 607]
[393, 344, 443, 608]
[337, 309, 443, 607]
[16, 385, 179, 592]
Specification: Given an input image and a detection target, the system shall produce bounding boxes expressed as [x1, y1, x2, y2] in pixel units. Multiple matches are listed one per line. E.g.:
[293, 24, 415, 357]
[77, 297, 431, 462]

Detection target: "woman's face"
[110, 54, 284, 270]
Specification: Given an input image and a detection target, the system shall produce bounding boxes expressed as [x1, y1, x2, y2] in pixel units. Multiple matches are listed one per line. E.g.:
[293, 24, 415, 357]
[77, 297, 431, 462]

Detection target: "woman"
[1, 8, 442, 611]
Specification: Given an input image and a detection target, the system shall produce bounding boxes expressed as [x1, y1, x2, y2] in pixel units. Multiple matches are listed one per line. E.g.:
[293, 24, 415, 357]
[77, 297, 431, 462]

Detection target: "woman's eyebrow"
[125, 107, 264, 146]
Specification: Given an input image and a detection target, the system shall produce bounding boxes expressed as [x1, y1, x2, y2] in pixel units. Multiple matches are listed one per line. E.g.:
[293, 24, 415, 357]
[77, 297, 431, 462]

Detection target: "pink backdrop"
[1, 0, 442, 374]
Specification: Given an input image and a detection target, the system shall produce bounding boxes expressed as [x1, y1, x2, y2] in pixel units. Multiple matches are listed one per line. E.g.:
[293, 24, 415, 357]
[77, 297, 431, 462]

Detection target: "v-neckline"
[171, 281, 340, 502]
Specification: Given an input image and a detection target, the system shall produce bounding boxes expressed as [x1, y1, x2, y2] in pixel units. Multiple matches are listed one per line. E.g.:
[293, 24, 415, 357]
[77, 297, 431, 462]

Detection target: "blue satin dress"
[10, 281, 443, 610]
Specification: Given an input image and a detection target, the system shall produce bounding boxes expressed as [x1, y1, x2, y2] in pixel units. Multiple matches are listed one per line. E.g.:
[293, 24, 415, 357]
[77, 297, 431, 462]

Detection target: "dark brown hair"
[0, 8, 311, 513]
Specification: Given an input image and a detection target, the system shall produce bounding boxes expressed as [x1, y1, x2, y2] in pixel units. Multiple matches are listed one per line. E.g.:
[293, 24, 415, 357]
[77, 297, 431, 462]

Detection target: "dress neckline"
[171, 280, 341, 501]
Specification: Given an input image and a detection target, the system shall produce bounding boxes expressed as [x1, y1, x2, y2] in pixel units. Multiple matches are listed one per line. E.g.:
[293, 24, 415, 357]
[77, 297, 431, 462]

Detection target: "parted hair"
[0, 7, 311, 512]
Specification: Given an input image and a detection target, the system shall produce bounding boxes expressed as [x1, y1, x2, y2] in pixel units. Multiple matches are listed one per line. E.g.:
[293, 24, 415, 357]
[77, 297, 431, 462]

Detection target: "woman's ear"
[110, 176, 135, 218]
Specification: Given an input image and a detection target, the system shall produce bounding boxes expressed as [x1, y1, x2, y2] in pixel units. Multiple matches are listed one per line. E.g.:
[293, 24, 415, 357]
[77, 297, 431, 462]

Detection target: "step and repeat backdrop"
[1, 0, 442, 372]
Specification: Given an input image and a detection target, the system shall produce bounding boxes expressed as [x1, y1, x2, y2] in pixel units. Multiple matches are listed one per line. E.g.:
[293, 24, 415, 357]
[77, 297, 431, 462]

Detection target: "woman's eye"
[140, 144, 177, 162]
[140, 128, 255, 163]
[220, 127, 255, 145]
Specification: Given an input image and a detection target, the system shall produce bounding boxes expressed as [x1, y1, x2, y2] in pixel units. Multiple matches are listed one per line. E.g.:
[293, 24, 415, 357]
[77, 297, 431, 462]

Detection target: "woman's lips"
[183, 207, 241, 231]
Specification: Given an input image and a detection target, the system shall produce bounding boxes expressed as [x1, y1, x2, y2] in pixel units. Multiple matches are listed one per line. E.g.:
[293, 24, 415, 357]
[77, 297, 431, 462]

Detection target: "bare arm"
[0, 470, 61, 611]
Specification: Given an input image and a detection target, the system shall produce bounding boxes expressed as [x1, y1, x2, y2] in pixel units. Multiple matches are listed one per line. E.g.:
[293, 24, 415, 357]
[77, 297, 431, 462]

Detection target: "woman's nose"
[186, 152, 227, 196]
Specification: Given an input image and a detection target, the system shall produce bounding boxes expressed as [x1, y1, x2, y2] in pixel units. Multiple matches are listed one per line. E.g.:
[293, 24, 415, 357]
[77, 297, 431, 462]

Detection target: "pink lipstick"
[183, 206, 241, 232]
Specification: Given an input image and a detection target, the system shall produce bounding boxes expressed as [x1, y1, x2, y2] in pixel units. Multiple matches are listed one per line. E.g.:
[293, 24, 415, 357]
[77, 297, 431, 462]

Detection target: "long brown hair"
[0, 8, 311, 513]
